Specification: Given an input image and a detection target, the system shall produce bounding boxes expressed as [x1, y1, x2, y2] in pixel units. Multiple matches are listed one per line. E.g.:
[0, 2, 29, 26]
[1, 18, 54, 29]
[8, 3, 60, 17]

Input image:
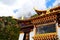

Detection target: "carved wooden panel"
[33, 33, 58, 40]
[32, 15, 57, 25]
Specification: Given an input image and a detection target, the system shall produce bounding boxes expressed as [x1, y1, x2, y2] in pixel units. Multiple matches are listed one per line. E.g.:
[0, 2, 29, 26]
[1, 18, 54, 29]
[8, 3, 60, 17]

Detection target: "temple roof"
[35, 10, 46, 15]
[19, 6, 60, 22]
[35, 6, 60, 15]
[30, 10, 60, 20]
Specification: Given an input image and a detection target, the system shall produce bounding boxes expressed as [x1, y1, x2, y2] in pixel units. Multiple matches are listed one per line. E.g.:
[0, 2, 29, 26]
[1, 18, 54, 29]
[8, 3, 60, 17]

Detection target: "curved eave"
[30, 10, 60, 20]
[22, 11, 59, 21]
[35, 6, 60, 15]
[50, 6, 60, 11]
[35, 9, 46, 15]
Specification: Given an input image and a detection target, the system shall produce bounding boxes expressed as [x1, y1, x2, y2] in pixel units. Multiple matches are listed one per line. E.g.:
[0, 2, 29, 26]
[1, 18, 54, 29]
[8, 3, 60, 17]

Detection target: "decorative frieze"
[33, 33, 58, 40]
[32, 15, 57, 25]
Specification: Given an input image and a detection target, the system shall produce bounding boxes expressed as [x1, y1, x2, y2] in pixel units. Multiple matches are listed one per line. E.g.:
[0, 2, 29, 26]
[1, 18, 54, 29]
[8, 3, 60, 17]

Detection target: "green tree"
[0, 17, 20, 40]
[31, 14, 38, 17]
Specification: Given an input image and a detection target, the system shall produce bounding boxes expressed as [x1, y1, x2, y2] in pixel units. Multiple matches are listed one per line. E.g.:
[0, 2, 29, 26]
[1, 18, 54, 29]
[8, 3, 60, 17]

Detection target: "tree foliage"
[0, 17, 20, 40]
[31, 14, 38, 17]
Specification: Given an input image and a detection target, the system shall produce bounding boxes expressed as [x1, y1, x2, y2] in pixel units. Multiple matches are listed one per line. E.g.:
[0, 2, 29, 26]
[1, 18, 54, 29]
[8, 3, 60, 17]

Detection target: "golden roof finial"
[40, 13, 44, 16]
[46, 8, 50, 14]
[33, 6, 38, 10]
[21, 16, 24, 20]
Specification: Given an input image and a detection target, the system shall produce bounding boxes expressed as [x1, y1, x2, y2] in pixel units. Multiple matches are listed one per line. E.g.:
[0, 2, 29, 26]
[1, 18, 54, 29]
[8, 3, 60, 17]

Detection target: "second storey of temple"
[20, 6, 60, 40]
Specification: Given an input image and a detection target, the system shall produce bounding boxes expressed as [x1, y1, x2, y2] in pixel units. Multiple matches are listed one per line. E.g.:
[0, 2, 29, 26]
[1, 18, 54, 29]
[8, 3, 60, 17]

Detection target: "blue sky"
[46, 0, 56, 8]
[0, 0, 60, 18]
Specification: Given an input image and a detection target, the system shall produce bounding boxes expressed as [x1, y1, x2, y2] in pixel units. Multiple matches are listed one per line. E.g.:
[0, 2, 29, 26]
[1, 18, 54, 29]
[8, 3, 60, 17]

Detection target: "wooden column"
[26, 32, 30, 40]
[23, 32, 30, 40]
[34, 25, 36, 35]
[23, 32, 26, 40]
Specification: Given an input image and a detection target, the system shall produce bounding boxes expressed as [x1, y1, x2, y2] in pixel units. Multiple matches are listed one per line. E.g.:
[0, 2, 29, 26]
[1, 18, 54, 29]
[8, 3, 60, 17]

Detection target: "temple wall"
[56, 23, 60, 40]
[57, 28, 60, 40]
[19, 33, 24, 40]
[19, 27, 35, 40]
[30, 27, 35, 40]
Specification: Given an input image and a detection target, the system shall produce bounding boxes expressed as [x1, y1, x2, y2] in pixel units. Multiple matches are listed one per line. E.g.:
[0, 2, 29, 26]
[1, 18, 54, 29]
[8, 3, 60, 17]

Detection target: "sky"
[0, 0, 60, 18]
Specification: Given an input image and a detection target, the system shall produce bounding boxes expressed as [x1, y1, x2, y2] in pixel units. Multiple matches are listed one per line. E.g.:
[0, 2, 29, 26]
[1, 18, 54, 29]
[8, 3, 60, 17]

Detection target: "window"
[36, 24, 56, 34]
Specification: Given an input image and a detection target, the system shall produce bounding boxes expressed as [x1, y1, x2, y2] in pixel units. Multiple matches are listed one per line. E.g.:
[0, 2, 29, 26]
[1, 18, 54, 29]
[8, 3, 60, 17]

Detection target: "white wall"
[57, 28, 60, 40]
[19, 33, 24, 40]
[30, 29, 35, 40]
[19, 28, 35, 40]
[56, 23, 60, 40]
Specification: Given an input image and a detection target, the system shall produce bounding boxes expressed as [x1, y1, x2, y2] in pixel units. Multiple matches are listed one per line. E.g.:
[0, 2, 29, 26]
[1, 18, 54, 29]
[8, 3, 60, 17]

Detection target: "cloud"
[14, 0, 46, 18]
[0, 0, 46, 18]
[32, 0, 46, 10]
[46, 0, 56, 8]
[15, 0, 34, 18]
[0, 0, 29, 18]
[0, 3, 14, 16]
[45, 0, 60, 8]
[53, 0, 60, 7]
[1, 0, 16, 5]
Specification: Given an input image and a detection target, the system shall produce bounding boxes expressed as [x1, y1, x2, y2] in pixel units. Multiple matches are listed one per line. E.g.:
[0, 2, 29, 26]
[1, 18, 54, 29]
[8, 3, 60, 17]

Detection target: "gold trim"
[36, 21, 56, 27]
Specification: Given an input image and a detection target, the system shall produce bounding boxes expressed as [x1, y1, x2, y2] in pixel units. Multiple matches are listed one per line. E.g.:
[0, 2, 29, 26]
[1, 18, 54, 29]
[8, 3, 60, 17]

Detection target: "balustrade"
[33, 33, 58, 40]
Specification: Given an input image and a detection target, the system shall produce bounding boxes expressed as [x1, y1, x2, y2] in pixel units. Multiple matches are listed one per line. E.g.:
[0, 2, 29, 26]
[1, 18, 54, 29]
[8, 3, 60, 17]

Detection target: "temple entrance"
[23, 32, 30, 40]
[20, 25, 33, 40]
[20, 6, 60, 40]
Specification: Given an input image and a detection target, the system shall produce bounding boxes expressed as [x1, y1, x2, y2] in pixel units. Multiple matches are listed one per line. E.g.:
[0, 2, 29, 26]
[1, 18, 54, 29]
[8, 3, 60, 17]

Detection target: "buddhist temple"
[20, 6, 60, 40]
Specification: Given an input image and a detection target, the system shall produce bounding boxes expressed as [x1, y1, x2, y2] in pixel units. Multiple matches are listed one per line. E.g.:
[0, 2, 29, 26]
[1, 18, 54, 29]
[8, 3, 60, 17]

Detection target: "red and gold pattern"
[33, 33, 57, 40]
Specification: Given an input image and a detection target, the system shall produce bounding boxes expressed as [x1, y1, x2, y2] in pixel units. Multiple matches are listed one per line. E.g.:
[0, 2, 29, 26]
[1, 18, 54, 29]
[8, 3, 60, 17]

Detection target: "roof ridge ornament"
[33, 7, 38, 10]
[21, 16, 24, 20]
[40, 13, 44, 16]
[46, 9, 50, 14]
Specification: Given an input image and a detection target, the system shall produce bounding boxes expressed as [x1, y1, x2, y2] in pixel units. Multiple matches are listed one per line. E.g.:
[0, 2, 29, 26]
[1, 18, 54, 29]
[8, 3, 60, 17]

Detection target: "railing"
[33, 33, 58, 40]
